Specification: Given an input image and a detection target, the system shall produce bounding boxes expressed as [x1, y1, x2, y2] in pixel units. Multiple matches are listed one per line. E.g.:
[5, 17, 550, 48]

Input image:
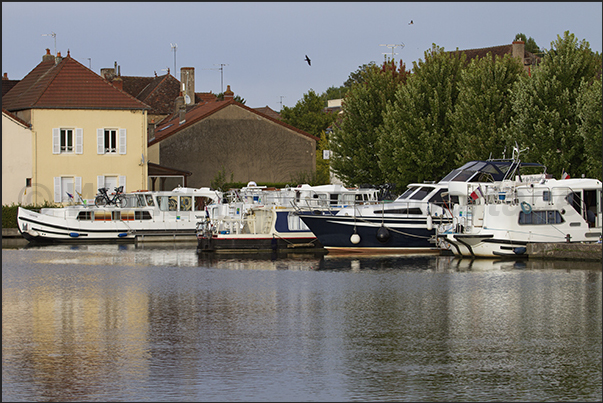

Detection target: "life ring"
[520, 201, 532, 214]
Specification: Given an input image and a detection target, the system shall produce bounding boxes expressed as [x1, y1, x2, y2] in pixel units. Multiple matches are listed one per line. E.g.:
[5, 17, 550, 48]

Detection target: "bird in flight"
[305, 55, 311, 66]
[409, 20, 413, 25]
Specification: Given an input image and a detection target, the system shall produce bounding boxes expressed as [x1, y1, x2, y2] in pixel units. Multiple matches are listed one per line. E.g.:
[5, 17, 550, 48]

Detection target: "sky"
[2, 2, 602, 110]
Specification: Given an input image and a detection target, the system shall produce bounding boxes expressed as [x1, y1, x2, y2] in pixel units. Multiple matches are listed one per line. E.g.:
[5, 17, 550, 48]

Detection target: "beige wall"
[2, 113, 33, 205]
[28, 108, 147, 204]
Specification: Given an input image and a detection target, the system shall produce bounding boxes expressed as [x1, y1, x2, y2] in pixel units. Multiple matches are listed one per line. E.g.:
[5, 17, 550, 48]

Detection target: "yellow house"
[2, 109, 33, 205]
[2, 50, 149, 205]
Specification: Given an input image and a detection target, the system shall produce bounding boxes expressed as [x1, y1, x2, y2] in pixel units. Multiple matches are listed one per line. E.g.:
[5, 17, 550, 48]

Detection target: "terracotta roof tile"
[3, 55, 149, 111]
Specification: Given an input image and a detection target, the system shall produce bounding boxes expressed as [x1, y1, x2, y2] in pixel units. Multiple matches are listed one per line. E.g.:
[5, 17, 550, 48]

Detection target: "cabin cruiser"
[196, 182, 380, 252]
[17, 187, 221, 243]
[437, 173, 602, 258]
[297, 156, 546, 254]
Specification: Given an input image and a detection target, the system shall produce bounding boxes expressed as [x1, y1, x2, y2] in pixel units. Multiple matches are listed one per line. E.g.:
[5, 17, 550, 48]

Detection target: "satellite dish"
[185, 94, 191, 104]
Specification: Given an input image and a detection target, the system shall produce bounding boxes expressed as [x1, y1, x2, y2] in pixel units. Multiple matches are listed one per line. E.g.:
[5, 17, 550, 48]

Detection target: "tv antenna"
[42, 32, 57, 55]
[170, 43, 177, 76]
[380, 43, 404, 60]
[87, 58, 91, 69]
[203, 63, 228, 93]
[279, 96, 285, 110]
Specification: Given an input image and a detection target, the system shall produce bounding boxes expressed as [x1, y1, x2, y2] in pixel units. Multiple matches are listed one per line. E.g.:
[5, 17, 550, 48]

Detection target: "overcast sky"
[3, 2, 601, 110]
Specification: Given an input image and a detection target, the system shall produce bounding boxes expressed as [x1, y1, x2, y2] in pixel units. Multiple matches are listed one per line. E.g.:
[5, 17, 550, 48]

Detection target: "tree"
[576, 78, 602, 179]
[280, 89, 336, 139]
[343, 62, 378, 88]
[450, 52, 525, 164]
[216, 92, 246, 104]
[315, 131, 331, 184]
[514, 33, 541, 54]
[378, 45, 467, 190]
[329, 59, 410, 186]
[509, 31, 602, 177]
[323, 85, 348, 102]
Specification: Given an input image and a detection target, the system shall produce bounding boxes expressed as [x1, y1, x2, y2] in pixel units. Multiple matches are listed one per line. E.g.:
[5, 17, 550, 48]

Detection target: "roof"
[253, 106, 281, 120]
[2, 108, 31, 128]
[2, 76, 20, 97]
[120, 74, 181, 116]
[149, 99, 319, 146]
[148, 162, 192, 177]
[451, 43, 539, 65]
[2, 53, 150, 112]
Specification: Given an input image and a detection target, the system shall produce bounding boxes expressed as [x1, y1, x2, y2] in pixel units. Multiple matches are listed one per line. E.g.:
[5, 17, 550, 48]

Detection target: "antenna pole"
[42, 32, 57, 55]
[379, 43, 404, 60]
[279, 96, 285, 110]
[214, 63, 228, 93]
[170, 43, 178, 76]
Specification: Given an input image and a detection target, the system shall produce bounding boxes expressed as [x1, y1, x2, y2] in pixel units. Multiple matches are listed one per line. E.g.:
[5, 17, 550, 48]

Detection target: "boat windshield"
[439, 160, 545, 183]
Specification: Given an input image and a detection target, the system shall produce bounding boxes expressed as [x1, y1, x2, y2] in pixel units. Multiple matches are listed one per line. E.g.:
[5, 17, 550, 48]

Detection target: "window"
[97, 175, 126, 194]
[54, 176, 82, 203]
[97, 128, 126, 154]
[53, 128, 82, 154]
[519, 210, 564, 225]
[25, 178, 32, 187]
[410, 187, 435, 200]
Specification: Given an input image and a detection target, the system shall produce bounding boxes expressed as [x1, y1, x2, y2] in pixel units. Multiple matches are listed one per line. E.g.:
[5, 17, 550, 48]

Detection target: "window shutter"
[97, 129, 104, 154]
[54, 177, 61, 202]
[53, 128, 60, 154]
[75, 177, 82, 195]
[97, 175, 104, 191]
[119, 175, 126, 191]
[119, 129, 127, 154]
[75, 128, 83, 154]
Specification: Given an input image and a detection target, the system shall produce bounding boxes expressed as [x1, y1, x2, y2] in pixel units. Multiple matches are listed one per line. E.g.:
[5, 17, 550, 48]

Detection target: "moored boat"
[17, 186, 221, 244]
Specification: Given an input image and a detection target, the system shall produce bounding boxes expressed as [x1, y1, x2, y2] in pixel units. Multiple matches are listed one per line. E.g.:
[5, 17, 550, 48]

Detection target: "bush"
[2, 202, 59, 228]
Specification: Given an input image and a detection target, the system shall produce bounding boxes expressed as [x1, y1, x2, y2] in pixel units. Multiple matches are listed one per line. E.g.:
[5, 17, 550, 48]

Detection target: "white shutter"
[75, 128, 83, 154]
[119, 175, 126, 192]
[53, 128, 60, 154]
[54, 177, 61, 202]
[97, 129, 104, 154]
[75, 177, 82, 195]
[119, 129, 127, 154]
[97, 175, 104, 192]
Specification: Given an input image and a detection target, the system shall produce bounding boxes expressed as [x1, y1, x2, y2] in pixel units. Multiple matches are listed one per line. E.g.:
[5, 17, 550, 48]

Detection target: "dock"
[527, 242, 602, 261]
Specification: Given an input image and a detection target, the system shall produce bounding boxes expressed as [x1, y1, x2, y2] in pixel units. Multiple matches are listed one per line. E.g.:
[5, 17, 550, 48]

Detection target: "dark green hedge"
[2, 202, 58, 228]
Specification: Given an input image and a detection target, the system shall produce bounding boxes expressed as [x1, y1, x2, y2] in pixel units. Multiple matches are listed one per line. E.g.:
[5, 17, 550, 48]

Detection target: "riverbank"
[528, 242, 602, 261]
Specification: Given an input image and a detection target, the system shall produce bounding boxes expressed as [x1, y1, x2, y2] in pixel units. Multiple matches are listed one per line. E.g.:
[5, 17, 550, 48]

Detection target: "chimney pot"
[3, 73, 7, 80]
[224, 85, 234, 100]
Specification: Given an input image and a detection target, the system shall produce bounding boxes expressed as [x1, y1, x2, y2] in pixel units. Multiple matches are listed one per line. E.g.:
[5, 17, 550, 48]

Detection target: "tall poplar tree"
[329, 60, 409, 186]
[509, 31, 602, 177]
[378, 45, 466, 190]
[576, 78, 602, 179]
[450, 53, 525, 164]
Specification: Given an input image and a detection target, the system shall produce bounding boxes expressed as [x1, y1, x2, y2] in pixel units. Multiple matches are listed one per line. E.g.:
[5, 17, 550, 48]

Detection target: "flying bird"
[304, 55, 311, 66]
[409, 20, 413, 25]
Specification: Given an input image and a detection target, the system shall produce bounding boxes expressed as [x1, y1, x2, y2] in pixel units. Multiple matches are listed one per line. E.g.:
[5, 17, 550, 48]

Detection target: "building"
[453, 40, 540, 73]
[2, 109, 33, 205]
[2, 49, 150, 205]
[148, 86, 318, 189]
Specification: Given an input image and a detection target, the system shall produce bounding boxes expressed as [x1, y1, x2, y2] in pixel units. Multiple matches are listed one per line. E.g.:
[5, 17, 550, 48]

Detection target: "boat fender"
[426, 215, 433, 231]
[350, 233, 361, 244]
[313, 210, 322, 215]
[513, 246, 527, 255]
[118, 233, 128, 237]
[376, 226, 390, 243]
[69, 232, 80, 237]
[520, 201, 532, 214]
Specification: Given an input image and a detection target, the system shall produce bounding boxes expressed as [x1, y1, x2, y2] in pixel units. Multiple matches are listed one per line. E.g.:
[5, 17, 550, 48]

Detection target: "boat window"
[428, 189, 448, 204]
[134, 211, 152, 220]
[518, 210, 564, 225]
[543, 191, 551, 202]
[156, 196, 169, 211]
[410, 186, 435, 200]
[145, 195, 155, 206]
[112, 211, 121, 221]
[168, 196, 178, 211]
[194, 196, 211, 211]
[373, 207, 423, 215]
[180, 196, 192, 211]
[397, 186, 419, 200]
[136, 194, 146, 207]
[77, 211, 93, 220]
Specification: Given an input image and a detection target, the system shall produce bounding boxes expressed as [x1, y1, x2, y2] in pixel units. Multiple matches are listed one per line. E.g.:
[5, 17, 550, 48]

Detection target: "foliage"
[450, 53, 525, 164]
[323, 86, 348, 102]
[330, 59, 410, 186]
[210, 166, 234, 191]
[344, 62, 378, 87]
[378, 45, 467, 190]
[514, 33, 541, 54]
[576, 78, 602, 179]
[3, 201, 59, 228]
[509, 31, 602, 178]
[280, 89, 337, 139]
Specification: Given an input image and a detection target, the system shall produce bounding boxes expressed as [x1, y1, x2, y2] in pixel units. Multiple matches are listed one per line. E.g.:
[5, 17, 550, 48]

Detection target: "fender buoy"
[350, 233, 361, 244]
[376, 226, 390, 243]
[520, 201, 532, 214]
[426, 215, 433, 231]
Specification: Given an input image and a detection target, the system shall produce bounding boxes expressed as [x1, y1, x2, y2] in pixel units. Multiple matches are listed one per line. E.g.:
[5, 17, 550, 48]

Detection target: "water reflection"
[3, 246, 601, 402]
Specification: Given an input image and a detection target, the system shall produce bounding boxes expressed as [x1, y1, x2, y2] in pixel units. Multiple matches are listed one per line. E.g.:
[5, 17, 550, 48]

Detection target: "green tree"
[280, 89, 336, 139]
[330, 59, 410, 186]
[378, 45, 467, 190]
[450, 52, 525, 164]
[315, 131, 331, 184]
[514, 33, 541, 54]
[323, 85, 348, 102]
[576, 78, 602, 179]
[509, 31, 602, 177]
[343, 62, 378, 88]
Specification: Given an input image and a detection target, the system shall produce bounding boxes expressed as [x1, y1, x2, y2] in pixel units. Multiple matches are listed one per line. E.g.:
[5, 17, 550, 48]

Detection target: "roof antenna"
[170, 43, 178, 77]
[42, 32, 57, 55]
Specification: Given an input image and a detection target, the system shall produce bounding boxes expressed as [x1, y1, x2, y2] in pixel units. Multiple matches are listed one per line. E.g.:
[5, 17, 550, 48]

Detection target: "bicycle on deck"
[95, 186, 127, 207]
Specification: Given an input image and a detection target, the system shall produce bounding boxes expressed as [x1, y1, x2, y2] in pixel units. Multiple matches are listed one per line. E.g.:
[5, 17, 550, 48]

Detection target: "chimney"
[3, 73, 7, 80]
[101, 68, 115, 80]
[180, 67, 195, 105]
[112, 76, 123, 90]
[224, 85, 234, 101]
[42, 48, 54, 62]
[512, 41, 525, 64]
[55, 51, 63, 65]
